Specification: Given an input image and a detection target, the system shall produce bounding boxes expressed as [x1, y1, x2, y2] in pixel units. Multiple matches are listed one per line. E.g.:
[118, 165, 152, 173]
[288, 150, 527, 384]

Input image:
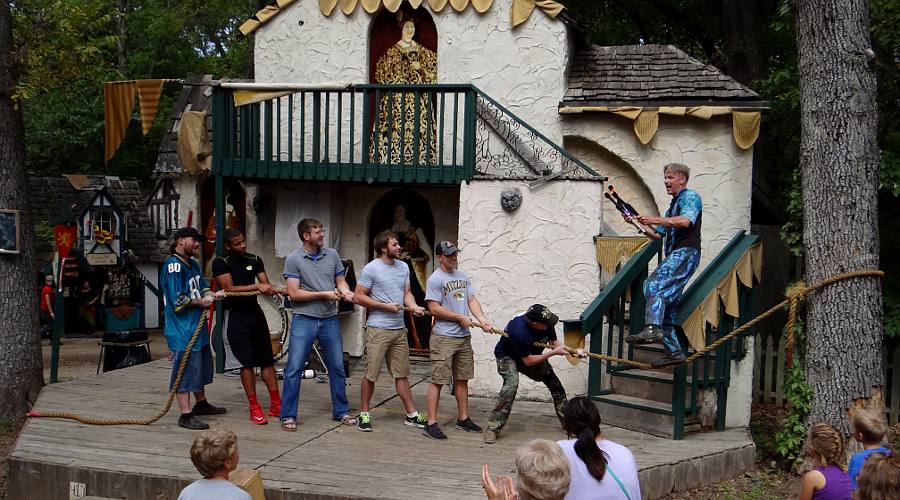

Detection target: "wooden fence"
[753, 335, 900, 424]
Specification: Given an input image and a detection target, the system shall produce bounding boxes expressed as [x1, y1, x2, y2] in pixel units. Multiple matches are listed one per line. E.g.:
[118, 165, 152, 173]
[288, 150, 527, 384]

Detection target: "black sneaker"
[651, 350, 687, 368]
[192, 400, 227, 416]
[626, 325, 664, 345]
[455, 417, 482, 432]
[404, 413, 427, 428]
[178, 413, 209, 430]
[423, 422, 447, 440]
[357, 413, 373, 432]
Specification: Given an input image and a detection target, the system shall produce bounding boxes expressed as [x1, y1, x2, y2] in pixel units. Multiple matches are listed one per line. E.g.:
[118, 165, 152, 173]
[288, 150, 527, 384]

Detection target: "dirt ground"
[1, 336, 802, 499]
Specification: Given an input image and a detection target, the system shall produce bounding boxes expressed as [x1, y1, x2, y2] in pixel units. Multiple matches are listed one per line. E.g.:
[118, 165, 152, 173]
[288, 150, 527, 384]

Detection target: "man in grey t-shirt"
[279, 218, 356, 431]
[353, 230, 427, 432]
[422, 241, 493, 440]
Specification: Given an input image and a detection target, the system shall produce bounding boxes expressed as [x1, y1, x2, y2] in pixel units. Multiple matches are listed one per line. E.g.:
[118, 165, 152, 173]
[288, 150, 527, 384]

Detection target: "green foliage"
[774, 319, 812, 464]
[11, 0, 256, 185]
[885, 294, 900, 339]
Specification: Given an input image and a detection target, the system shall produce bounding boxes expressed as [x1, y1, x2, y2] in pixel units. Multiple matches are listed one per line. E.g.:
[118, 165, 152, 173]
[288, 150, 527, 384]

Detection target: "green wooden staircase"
[571, 231, 760, 439]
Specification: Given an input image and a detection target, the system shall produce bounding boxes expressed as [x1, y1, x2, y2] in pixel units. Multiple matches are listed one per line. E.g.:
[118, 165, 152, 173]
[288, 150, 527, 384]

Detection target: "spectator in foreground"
[848, 409, 890, 489]
[557, 396, 640, 499]
[482, 438, 571, 500]
[179, 429, 250, 500]
[799, 422, 853, 500]
[854, 423, 900, 500]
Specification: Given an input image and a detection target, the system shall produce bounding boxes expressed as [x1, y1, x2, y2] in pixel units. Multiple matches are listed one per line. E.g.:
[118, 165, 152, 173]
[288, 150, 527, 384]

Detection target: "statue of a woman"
[370, 17, 438, 166]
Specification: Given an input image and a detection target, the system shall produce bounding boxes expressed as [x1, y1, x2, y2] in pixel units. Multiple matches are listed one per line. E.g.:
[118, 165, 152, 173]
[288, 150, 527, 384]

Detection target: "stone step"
[593, 393, 697, 439]
[610, 369, 692, 405]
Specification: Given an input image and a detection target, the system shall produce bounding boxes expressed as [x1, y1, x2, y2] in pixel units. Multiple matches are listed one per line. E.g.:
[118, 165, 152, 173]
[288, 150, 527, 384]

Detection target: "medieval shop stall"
[29, 175, 164, 335]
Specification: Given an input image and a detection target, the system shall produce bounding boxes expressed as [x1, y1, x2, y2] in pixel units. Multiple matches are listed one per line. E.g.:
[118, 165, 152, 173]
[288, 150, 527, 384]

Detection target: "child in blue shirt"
[848, 408, 890, 488]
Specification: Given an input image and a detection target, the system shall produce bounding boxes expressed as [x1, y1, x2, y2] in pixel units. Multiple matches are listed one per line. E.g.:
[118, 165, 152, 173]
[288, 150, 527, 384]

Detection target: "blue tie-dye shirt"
[657, 188, 703, 256]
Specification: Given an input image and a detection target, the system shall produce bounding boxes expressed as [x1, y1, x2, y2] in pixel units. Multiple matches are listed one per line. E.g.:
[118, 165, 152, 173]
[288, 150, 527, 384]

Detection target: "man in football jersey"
[161, 227, 227, 430]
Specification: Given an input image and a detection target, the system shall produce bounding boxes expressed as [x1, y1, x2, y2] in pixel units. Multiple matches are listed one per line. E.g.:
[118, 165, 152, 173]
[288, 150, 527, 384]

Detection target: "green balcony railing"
[211, 83, 476, 184]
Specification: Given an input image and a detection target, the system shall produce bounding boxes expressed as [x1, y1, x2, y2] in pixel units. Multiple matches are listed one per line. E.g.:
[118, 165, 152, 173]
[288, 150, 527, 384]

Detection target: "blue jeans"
[644, 247, 700, 355]
[280, 314, 349, 421]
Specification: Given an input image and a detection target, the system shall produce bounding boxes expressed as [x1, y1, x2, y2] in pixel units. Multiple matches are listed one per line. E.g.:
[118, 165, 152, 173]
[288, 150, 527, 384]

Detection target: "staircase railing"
[581, 238, 661, 394]
[579, 231, 759, 439]
[470, 86, 601, 183]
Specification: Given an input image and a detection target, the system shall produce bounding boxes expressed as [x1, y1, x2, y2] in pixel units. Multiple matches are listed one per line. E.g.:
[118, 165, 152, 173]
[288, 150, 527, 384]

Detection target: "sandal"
[281, 419, 297, 432]
[338, 414, 357, 426]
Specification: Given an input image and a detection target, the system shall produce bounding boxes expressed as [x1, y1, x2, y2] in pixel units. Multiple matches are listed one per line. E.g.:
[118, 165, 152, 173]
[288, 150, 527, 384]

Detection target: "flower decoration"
[94, 225, 115, 245]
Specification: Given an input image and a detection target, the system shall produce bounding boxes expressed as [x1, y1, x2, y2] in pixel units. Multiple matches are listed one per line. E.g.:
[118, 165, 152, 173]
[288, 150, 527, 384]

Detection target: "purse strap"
[605, 465, 632, 500]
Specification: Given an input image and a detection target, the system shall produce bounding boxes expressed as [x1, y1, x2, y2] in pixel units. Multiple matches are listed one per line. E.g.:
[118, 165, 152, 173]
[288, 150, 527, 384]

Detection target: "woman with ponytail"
[556, 396, 640, 499]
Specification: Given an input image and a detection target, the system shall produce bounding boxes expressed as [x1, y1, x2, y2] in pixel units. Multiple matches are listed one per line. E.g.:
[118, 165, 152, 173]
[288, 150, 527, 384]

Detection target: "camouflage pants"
[487, 357, 567, 434]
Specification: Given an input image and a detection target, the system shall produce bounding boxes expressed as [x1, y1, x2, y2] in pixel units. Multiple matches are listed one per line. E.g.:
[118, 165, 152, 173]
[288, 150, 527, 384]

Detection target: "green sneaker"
[405, 413, 427, 428]
[357, 412, 373, 432]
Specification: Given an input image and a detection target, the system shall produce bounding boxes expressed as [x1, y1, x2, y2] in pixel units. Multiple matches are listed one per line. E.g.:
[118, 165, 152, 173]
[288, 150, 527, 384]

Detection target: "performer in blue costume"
[625, 163, 702, 367]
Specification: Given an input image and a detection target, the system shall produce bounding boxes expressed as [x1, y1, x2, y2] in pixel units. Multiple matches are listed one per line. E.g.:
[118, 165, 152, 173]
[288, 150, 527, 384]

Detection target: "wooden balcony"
[211, 83, 477, 185]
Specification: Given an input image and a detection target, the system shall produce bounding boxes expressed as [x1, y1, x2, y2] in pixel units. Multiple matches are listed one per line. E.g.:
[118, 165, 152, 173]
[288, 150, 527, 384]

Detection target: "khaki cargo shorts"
[363, 326, 410, 382]
[429, 334, 474, 385]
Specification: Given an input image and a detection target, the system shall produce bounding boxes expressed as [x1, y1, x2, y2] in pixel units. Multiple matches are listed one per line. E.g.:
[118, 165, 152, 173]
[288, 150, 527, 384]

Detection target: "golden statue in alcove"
[370, 15, 438, 166]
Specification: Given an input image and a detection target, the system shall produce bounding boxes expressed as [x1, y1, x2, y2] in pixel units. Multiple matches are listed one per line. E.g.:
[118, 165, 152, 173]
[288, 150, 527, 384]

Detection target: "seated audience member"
[483, 439, 571, 500]
[799, 422, 853, 500]
[854, 423, 900, 500]
[849, 409, 890, 489]
[179, 429, 251, 500]
[557, 396, 640, 499]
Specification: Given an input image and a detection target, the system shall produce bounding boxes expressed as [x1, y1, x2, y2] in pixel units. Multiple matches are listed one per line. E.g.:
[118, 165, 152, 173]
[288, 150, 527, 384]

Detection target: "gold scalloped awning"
[240, 0, 565, 35]
[560, 105, 762, 150]
[595, 236, 651, 275]
[681, 242, 762, 351]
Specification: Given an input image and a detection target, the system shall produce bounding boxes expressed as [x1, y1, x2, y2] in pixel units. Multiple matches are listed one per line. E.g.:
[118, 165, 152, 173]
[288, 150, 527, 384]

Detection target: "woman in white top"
[557, 396, 641, 500]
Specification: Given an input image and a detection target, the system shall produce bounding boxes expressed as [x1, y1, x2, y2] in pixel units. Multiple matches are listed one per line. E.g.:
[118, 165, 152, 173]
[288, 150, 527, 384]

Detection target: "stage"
[9, 358, 754, 499]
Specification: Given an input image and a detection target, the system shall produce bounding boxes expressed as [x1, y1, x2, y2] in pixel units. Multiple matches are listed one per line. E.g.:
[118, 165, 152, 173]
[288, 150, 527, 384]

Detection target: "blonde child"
[848, 409, 890, 488]
[179, 429, 250, 500]
[799, 423, 853, 500]
[854, 423, 899, 500]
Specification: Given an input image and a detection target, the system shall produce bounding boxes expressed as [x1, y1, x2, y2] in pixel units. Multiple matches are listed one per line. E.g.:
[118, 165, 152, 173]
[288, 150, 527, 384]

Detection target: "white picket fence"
[753, 335, 900, 424]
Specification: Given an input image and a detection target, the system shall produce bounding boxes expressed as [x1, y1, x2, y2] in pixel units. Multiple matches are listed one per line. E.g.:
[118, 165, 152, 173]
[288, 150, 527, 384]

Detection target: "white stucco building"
[152, 0, 765, 436]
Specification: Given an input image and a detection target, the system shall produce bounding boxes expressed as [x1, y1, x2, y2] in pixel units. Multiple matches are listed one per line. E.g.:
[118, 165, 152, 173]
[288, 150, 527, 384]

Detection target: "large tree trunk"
[796, 0, 882, 432]
[0, 0, 44, 420]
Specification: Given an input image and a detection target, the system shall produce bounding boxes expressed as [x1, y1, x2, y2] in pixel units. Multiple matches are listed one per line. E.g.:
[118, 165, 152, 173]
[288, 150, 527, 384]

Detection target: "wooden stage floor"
[9, 359, 754, 499]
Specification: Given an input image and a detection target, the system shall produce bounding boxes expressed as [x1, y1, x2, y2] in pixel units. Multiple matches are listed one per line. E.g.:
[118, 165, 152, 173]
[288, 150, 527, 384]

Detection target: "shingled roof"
[28, 176, 164, 264]
[562, 44, 764, 108]
[154, 74, 214, 176]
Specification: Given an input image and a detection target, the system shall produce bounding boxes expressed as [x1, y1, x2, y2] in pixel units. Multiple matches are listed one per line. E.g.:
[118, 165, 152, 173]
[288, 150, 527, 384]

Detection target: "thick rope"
[28, 309, 209, 425]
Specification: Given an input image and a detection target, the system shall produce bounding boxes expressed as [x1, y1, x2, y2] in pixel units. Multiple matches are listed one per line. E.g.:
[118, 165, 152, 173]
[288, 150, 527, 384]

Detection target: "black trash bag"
[102, 329, 148, 343]
[103, 345, 151, 372]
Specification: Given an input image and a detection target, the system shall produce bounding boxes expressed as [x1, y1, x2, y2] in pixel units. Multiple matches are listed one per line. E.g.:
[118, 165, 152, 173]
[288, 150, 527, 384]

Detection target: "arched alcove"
[563, 135, 659, 235]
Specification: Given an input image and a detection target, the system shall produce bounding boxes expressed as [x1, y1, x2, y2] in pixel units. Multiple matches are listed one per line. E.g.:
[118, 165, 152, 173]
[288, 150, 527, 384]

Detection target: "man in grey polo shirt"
[279, 218, 356, 431]
[353, 230, 427, 432]
[423, 240, 493, 440]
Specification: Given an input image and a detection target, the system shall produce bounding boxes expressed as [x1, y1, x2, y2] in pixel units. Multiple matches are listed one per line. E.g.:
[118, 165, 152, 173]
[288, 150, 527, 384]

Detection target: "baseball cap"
[434, 241, 459, 256]
[525, 304, 559, 327]
[173, 227, 204, 241]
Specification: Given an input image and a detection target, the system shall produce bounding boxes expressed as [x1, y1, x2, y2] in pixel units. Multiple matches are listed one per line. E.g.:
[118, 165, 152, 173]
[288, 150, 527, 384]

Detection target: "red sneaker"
[250, 403, 267, 425]
[268, 399, 281, 418]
